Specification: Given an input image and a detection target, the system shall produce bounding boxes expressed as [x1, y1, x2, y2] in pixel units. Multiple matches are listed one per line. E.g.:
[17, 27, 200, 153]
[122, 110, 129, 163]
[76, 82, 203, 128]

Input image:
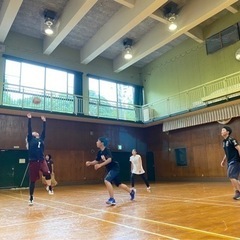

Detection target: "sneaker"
[233, 190, 240, 200]
[130, 189, 135, 200]
[147, 187, 151, 192]
[28, 196, 33, 206]
[48, 190, 54, 195]
[106, 198, 116, 205]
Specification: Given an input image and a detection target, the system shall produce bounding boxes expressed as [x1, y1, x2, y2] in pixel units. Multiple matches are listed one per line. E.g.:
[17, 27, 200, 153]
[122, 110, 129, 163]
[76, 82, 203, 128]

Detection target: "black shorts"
[227, 162, 240, 179]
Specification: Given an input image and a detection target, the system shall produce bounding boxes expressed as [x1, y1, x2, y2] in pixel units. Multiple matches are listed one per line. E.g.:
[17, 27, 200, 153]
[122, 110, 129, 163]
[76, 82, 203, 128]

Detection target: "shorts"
[29, 160, 50, 182]
[227, 161, 240, 179]
[104, 169, 122, 187]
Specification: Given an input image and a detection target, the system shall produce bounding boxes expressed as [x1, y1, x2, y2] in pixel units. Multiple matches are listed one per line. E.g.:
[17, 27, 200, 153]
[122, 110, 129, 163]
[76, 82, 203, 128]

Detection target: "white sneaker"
[48, 190, 54, 195]
[147, 187, 151, 192]
[28, 200, 33, 206]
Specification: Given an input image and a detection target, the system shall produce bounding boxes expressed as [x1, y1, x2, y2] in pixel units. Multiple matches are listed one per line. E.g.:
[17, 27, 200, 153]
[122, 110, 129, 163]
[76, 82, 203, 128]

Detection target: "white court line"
[1, 193, 239, 240]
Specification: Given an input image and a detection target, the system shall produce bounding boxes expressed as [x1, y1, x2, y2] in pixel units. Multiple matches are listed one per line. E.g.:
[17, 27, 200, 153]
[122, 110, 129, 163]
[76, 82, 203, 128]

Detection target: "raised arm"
[40, 116, 46, 140]
[27, 113, 32, 141]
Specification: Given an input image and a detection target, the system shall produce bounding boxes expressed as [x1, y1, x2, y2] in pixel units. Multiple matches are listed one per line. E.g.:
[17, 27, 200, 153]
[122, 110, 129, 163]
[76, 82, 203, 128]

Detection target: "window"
[88, 76, 137, 121]
[3, 57, 75, 113]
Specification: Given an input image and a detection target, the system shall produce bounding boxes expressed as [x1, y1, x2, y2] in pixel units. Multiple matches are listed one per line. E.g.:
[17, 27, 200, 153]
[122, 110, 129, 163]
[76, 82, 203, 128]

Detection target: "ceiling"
[0, 0, 239, 73]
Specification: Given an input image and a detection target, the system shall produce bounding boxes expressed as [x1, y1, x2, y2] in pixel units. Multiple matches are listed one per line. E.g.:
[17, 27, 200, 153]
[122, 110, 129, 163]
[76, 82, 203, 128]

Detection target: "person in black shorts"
[86, 137, 135, 205]
[221, 126, 240, 200]
[26, 113, 53, 206]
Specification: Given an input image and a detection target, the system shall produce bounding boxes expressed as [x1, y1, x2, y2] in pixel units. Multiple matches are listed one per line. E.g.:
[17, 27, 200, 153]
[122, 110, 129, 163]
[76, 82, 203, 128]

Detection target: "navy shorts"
[104, 169, 122, 187]
[227, 161, 240, 179]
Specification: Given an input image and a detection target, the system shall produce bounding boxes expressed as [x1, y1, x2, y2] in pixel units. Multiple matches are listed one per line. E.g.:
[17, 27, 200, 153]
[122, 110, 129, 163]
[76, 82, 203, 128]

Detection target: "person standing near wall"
[130, 149, 151, 192]
[26, 113, 53, 206]
[221, 126, 240, 200]
[86, 137, 135, 205]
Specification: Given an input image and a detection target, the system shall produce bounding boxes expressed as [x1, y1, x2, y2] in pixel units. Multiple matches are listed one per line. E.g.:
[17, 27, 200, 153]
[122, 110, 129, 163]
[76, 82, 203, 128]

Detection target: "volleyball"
[32, 97, 41, 104]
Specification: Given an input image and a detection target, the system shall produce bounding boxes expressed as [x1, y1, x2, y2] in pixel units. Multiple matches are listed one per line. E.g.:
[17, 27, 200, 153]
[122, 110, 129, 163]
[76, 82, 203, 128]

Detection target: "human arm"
[138, 155, 143, 173]
[94, 155, 112, 170]
[27, 113, 32, 141]
[236, 145, 240, 157]
[40, 116, 46, 140]
[221, 155, 227, 167]
[86, 160, 98, 167]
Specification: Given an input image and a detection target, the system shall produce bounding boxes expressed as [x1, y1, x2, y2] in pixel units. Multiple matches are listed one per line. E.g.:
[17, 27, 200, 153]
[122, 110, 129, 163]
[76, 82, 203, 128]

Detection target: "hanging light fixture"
[43, 10, 57, 36]
[163, 1, 180, 32]
[123, 38, 133, 60]
[168, 14, 177, 31]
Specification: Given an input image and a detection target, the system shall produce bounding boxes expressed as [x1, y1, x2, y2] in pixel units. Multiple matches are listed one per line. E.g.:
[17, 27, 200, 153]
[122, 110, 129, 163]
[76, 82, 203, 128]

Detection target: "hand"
[220, 160, 225, 167]
[86, 161, 91, 167]
[27, 113, 32, 118]
[41, 116, 46, 122]
[94, 164, 101, 170]
[101, 155, 106, 161]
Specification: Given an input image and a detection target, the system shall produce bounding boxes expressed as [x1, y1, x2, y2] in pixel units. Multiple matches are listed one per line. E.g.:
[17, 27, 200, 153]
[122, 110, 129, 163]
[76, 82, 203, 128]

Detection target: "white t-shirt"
[130, 154, 145, 174]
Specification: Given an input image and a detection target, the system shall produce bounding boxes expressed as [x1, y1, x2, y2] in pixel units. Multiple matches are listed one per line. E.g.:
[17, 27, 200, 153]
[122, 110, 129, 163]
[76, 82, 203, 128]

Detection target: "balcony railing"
[1, 70, 240, 123]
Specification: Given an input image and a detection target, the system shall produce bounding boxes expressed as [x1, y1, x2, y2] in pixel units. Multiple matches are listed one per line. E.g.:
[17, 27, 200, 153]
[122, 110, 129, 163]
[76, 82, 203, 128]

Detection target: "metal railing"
[2, 71, 240, 123]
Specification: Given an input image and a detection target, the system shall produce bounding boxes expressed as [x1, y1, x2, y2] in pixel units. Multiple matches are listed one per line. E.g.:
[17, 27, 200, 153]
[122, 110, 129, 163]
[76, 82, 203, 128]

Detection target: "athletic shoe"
[106, 198, 116, 205]
[130, 189, 135, 200]
[28, 196, 33, 206]
[233, 190, 240, 200]
[48, 190, 54, 195]
[147, 187, 151, 192]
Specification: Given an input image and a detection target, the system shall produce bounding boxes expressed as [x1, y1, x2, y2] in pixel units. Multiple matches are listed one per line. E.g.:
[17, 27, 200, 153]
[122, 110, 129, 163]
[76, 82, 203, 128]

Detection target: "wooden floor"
[0, 182, 240, 240]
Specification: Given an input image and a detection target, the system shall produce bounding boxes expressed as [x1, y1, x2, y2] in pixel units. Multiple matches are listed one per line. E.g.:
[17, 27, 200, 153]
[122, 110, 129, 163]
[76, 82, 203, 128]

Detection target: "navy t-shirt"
[223, 136, 240, 165]
[27, 118, 46, 161]
[96, 147, 119, 172]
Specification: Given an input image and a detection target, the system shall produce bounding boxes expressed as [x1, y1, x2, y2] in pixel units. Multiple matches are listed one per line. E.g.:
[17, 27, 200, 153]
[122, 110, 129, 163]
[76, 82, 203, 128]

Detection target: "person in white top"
[130, 149, 151, 192]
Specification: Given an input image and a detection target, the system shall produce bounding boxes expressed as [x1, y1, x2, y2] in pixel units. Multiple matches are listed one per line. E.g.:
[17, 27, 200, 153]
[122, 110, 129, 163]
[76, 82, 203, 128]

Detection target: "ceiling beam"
[0, 0, 23, 43]
[43, 0, 97, 55]
[226, 5, 238, 13]
[114, 0, 135, 8]
[80, 0, 168, 64]
[113, 0, 238, 72]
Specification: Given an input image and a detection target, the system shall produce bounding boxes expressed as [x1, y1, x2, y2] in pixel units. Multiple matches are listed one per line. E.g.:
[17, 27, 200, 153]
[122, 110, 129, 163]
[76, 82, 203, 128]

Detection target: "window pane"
[117, 84, 134, 104]
[46, 68, 68, 93]
[5, 60, 21, 85]
[89, 78, 99, 98]
[100, 80, 116, 101]
[68, 73, 74, 94]
[21, 63, 45, 89]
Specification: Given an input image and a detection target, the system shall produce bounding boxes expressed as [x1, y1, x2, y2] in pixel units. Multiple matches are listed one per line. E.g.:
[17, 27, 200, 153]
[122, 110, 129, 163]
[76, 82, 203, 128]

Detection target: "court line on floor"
[1, 193, 239, 240]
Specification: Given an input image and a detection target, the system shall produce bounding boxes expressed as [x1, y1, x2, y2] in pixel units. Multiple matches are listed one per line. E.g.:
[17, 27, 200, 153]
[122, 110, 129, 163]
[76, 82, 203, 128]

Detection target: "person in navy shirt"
[26, 113, 53, 206]
[221, 125, 240, 200]
[86, 137, 135, 205]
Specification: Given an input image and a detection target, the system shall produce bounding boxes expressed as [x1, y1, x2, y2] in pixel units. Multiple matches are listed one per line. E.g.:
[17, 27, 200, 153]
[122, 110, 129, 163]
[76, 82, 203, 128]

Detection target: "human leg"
[227, 163, 240, 199]
[130, 173, 135, 188]
[114, 176, 135, 201]
[41, 160, 53, 194]
[140, 173, 151, 191]
[28, 161, 41, 205]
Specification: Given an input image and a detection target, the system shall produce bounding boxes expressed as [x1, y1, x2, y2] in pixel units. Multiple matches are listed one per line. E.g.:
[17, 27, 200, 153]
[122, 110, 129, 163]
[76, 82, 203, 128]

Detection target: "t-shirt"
[223, 136, 240, 165]
[130, 154, 145, 175]
[27, 118, 46, 161]
[96, 147, 119, 172]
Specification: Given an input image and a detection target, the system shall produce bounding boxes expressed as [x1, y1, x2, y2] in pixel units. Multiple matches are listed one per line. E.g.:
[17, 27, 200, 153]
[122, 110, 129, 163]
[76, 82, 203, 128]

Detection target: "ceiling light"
[163, 1, 180, 31]
[43, 10, 57, 36]
[235, 48, 240, 61]
[168, 15, 177, 31]
[123, 38, 133, 60]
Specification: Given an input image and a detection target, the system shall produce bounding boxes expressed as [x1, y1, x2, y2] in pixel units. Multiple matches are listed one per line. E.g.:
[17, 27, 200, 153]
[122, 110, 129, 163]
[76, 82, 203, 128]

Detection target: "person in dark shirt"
[86, 137, 135, 205]
[221, 125, 240, 200]
[44, 154, 58, 189]
[26, 113, 53, 206]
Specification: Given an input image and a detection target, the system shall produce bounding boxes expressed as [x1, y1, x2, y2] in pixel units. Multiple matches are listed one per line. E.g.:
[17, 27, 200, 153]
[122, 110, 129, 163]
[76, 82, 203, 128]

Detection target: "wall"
[0, 113, 146, 185]
[141, 11, 240, 104]
[145, 118, 240, 181]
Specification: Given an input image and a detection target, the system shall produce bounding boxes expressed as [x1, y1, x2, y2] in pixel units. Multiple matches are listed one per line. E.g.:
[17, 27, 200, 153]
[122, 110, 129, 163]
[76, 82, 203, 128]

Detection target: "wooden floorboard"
[0, 182, 239, 240]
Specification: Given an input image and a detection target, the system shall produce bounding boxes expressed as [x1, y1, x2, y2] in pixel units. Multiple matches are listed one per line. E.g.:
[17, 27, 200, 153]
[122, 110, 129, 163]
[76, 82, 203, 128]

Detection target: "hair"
[98, 137, 109, 146]
[223, 126, 232, 135]
[45, 154, 52, 159]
